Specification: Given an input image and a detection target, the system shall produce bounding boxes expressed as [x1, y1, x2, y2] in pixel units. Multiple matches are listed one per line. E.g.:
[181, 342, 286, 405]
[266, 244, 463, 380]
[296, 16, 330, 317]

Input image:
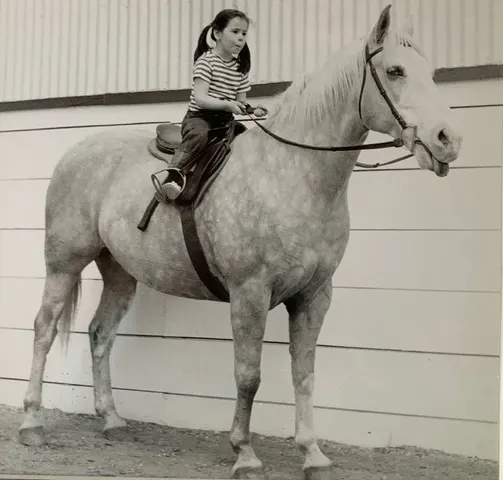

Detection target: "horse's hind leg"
[285, 282, 333, 480]
[89, 249, 137, 440]
[19, 270, 83, 446]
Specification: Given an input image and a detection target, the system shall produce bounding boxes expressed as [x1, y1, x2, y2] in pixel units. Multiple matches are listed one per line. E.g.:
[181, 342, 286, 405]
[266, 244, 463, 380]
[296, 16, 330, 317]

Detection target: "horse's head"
[359, 5, 462, 177]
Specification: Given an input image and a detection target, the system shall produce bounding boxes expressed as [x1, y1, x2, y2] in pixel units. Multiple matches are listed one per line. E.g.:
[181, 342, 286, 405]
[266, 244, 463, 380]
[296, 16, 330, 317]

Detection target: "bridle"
[245, 41, 435, 169]
[357, 43, 435, 166]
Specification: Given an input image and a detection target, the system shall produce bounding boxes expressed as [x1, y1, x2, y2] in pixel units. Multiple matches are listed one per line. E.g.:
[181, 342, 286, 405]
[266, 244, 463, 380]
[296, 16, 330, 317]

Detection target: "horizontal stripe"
[1, 277, 498, 355]
[0, 329, 497, 422]
[0, 65, 500, 114]
[0, 375, 496, 424]
[0, 102, 498, 181]
[2, 326, 499, 358]
[0, 379, 496, 459]
[1, 167, 499, 230]
[0, 229, 499, 291]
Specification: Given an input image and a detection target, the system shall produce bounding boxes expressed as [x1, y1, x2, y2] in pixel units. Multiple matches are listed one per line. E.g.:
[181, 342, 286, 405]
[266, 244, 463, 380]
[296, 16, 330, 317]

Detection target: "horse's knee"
[235, 366, 261, 397]
[293, 372, 314, 396]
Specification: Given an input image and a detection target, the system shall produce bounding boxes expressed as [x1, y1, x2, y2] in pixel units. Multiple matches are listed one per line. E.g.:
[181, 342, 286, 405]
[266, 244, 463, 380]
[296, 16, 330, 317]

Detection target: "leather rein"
[244, 42, 433, 169]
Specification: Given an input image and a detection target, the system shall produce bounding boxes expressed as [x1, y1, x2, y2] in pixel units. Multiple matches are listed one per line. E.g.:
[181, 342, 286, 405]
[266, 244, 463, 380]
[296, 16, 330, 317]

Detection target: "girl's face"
[215, 17, 248, 57]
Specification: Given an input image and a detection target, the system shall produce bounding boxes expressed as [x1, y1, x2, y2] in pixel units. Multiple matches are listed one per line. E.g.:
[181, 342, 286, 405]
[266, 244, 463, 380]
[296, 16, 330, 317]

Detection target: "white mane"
[262, 30, 425, 133]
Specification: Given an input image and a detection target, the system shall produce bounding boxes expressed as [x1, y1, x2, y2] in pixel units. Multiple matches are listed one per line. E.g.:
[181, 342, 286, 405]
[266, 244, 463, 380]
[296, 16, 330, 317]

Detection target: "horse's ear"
[402, 13, 414, 37]
[369, 4, 392, 46]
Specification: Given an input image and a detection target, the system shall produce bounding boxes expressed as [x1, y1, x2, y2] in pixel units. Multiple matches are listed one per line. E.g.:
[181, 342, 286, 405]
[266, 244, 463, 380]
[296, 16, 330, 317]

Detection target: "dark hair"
[193, 9, 251, 74]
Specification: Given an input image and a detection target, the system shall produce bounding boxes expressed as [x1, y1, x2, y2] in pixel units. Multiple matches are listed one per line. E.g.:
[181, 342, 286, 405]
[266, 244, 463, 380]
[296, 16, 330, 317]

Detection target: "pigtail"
[193, 24, 213, 63]
[237, 43, 251, 74]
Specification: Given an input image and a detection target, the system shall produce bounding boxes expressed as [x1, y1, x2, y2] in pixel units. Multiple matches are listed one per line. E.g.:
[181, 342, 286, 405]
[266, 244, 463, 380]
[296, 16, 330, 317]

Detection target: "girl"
[162, 8, 266, 200]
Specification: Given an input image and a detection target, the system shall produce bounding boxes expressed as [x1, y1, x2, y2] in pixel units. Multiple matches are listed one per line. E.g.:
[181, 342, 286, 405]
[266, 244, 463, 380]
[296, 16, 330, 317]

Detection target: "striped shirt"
[188, 50, 250, 112]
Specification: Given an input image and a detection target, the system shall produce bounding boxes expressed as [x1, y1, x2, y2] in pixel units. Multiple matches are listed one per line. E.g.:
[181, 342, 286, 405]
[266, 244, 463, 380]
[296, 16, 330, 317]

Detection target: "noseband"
[246, 42, 435, 169]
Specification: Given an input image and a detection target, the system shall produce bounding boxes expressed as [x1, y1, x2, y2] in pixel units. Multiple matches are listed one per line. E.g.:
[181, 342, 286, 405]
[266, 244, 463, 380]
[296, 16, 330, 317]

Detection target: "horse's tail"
[58, 274, 82, 354]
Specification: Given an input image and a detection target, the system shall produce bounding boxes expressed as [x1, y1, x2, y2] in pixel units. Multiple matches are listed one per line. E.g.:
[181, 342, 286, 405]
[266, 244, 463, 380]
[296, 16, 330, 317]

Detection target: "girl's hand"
[226, 100, 247, 115]
[253, 105, 268, 117]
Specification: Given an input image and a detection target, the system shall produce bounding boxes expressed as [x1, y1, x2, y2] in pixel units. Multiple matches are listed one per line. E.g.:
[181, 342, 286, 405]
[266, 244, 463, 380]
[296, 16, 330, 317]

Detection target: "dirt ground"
[0, 404, 497, 480]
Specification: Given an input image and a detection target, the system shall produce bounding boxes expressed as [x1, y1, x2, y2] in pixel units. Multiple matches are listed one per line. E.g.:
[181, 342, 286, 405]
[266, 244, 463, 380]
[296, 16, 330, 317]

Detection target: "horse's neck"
[262, 48, 369, 204]
[308, 116, 367, 207]
[281, 94, 368, 207]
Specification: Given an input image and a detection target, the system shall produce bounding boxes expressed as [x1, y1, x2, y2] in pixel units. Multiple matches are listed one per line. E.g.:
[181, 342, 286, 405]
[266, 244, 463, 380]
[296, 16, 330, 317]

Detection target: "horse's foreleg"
[286, 282, 333, 480]
[229, 281, 270, 479]
[19, 271, 80, 446]
[90, 250, 137, 440]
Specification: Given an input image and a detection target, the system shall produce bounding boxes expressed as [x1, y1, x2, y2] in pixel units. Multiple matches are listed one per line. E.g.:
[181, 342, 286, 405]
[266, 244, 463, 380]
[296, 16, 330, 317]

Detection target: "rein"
[243, 42, 425, 169]
[245, 114, 414, 169]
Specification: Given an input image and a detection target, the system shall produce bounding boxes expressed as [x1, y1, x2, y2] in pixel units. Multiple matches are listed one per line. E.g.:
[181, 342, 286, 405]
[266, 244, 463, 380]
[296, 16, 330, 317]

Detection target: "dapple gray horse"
[19, 5, 462, 479]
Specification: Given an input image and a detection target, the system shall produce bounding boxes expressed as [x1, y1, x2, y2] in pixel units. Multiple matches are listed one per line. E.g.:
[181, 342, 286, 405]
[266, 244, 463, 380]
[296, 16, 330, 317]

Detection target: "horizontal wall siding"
[1, 168, 501, 230]
[1, 278, 500, 356]
[0, 79, 500, 460]
[0, 0, 501, 102]
[0, 229, 500, 291]
[0, 329, 498, 422]
[0, 379, 496, 459]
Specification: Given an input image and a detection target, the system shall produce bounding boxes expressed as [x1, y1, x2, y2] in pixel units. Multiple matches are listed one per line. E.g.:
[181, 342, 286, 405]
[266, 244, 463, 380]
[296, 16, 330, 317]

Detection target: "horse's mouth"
[402, 128, 450, 177]
[415, 143, 450, 177]
[432, 156, 449, 177]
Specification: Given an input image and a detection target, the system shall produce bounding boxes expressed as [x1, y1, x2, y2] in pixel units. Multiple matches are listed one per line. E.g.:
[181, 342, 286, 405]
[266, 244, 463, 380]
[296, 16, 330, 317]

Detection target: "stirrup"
[150, 168, 186, 203]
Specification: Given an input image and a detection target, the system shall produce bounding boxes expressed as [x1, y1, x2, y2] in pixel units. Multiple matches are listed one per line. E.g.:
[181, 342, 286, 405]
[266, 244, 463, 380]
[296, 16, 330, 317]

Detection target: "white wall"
[0, 77, 501, 460]
[0, 0, 501, 101]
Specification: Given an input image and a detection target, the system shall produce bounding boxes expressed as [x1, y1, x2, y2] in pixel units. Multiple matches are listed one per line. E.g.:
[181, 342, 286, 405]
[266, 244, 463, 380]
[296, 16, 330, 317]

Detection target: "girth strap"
[179, 204, 230, 301]
[137, 200, 230, 301]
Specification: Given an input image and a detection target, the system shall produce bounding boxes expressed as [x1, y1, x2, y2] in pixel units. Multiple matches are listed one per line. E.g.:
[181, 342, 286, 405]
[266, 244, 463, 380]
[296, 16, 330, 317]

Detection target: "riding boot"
[163, 150, 192, 200]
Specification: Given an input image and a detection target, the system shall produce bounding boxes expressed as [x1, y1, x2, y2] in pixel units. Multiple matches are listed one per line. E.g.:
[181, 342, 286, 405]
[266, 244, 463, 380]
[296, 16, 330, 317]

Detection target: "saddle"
[137, 118, 248, 302]
[155, 123, 183, 155]
[145, 120, 246, 206]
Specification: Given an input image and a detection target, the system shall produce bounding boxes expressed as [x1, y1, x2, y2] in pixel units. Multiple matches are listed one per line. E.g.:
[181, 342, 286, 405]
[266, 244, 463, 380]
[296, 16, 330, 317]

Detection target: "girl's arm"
[193, 78, 244, 112]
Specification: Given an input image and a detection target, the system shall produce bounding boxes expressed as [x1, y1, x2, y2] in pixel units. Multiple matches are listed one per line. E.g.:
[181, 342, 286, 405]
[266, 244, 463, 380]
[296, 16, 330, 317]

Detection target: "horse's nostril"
[438, 128, 450, 146]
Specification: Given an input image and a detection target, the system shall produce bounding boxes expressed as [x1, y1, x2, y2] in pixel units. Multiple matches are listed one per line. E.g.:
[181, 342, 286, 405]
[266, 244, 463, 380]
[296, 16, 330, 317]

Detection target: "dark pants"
[172, 109, 234, 169]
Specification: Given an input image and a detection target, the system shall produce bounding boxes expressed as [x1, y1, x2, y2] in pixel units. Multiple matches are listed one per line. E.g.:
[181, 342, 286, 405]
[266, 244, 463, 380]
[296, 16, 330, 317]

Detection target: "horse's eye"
[386, 66, 405, 79]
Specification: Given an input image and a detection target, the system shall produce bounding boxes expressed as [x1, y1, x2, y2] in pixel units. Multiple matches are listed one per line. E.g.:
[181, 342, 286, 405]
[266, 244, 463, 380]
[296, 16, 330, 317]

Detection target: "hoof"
[232, 466, 268, 479]
[19, 426, 47, 447]
[104, 426, 136, 442]
[303, 465, 334, 480]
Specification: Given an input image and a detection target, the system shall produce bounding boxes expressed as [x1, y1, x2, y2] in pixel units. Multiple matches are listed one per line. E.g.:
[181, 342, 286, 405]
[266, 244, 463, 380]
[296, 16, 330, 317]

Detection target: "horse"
[18, 5, 462, 480]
